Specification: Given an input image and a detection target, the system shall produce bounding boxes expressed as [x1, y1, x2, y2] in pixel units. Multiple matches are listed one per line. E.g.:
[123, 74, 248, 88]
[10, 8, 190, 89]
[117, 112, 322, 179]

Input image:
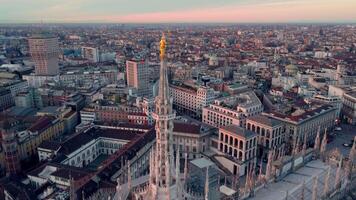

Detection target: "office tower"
[28, 34, 60, 76]
[126, 60, 151, 97]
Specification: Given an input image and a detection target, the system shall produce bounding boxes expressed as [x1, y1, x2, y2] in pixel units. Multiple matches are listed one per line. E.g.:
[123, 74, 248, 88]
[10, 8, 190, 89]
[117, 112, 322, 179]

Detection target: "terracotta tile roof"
[50, 167, 90, 181]
[221, 125, 257, 139]
[247, 115, 283, 127]
[173, 122, 201, 135]
[270, 105, 335, 123]
[28, 116, 57, 133]
[38, 141, 61, 151]
[58, 127, 142, 156]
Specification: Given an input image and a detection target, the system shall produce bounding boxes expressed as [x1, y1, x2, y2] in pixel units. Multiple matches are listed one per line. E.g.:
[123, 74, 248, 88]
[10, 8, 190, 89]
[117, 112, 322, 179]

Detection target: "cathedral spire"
[147, 32, 177, 200]
[323, 166, 331, 197]
[175, 148, 181, 199]
[302, 131, 307, 155]
[265, 149, 274, 180]
[320, 128, 327, 155]
[314, 126, 321, 152]
[158, 33, 170, 102]
[184, 153, 188, 181]
[349, 136, 356, 162]
[204, 167, 209, 200]
[127, 161, 131, 189]
[334, 156, 343, 189]
[312, 176, 318, 200]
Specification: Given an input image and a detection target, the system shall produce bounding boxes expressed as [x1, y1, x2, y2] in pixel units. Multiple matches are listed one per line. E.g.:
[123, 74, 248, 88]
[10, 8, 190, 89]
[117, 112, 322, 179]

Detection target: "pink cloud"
[31, 0, 356, 23]
[98, 0, 356, 23]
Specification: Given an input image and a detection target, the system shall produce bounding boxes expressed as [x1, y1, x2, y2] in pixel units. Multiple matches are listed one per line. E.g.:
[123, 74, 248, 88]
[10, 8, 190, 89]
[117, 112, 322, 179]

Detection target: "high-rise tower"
[29, 34, 59, 76]
[126, 60, 151, 97]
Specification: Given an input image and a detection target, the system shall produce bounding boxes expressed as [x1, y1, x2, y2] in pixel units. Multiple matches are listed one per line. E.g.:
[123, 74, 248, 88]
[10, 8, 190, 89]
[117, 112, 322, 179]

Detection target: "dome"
[286, 64, 297, 70]
[285, 64, 298, 75]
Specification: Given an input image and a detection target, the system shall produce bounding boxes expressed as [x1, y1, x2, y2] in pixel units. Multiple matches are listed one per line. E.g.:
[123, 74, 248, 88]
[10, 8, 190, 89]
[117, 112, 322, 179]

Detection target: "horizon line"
[1, 21, 356, 25]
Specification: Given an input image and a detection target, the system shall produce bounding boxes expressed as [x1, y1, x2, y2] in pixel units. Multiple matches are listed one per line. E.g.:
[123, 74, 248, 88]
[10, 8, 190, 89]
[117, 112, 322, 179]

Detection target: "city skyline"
[1, 0, 356, 23]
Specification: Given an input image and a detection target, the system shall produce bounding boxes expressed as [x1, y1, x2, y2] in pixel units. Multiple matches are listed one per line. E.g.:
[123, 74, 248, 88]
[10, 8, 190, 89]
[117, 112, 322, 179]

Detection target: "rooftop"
[190, 157, 215, 169]
[250, 160, 343, 200]
[268, 105, 335, 124]
[58, 126, 141, 156]
[173, 121, 201, 135]
[221, 125, 257, 139]
[29, 33, 56, 39]
[28, 116, 57, 133]
[214, 91, 261, 110]
[247, 114, 283, 127]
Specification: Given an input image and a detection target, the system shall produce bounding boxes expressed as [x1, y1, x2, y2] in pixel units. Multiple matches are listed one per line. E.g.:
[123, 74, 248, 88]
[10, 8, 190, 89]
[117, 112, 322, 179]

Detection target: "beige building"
[170, 83, 216, 118]
[172, 121, 213, 159]
[342, 91, 356, 125]
[328, 85, 356, 124]
[126, 60, 151, 97]
[246, 115, 285, 157]
[265, 105, 337, 145]
[29, 34, 59, 76]
[202, 91, 263, 128]
[218, 125, 258, 175]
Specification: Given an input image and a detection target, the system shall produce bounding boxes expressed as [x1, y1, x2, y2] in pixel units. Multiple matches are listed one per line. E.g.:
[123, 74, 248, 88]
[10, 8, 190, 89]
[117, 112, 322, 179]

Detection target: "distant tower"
[0, 119, 20, 176]
[126, 60, 151, 97]
[28, 33, 59, 76]
[147, 33, 177, 199]
[336, 64, 345, 85]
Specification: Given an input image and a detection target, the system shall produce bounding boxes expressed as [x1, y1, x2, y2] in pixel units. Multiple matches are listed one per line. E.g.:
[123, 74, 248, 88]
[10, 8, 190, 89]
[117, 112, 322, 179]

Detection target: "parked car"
[335, 127, 342, 131]
[343, 143, 351, 147]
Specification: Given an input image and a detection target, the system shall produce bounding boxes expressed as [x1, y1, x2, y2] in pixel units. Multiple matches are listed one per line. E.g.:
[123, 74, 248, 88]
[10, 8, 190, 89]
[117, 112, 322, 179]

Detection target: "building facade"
[170, 83, 216, 119]
[265, 105, 337, 146]
[80, 104, 149, 125]
[202, 91, 263, 128]
[18, 116, 65, 161]
[246, 115, 285, 158]
[81, 46, 99, 63]
[0, 88, 14, 111]
[218, 125, 258, 175]
[126, 60, 151, 97]
[342, 91, 356, 125]
[172, 122, 212, 160]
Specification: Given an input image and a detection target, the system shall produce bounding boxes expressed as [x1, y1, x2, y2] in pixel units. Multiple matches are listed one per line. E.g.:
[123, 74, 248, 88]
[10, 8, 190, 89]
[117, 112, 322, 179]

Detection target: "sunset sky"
[0, 0, 355, 23]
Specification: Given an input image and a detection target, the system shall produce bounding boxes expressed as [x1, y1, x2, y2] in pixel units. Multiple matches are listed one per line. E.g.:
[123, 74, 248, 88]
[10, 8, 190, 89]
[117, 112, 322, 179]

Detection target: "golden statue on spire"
[160, 33, 166, 60]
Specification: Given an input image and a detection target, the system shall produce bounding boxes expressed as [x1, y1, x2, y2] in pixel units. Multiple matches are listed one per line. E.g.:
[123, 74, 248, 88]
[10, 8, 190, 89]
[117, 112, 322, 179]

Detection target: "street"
[327, 124, 356, 157]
